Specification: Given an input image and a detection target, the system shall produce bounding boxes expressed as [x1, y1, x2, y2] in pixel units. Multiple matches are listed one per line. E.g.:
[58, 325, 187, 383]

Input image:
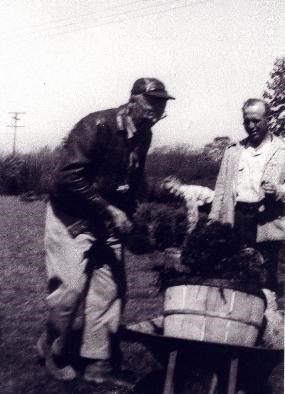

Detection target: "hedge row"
[0, 145, 218, 251]
[0, 148, 60, 197]
[0, 139, 227, 197]
[127, 201, 205, 253]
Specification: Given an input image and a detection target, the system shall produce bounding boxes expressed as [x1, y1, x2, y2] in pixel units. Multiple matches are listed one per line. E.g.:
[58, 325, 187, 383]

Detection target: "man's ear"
[128, 95, 137, 112]
[129, 94, 137, 104]
[127, 101, 133, 116]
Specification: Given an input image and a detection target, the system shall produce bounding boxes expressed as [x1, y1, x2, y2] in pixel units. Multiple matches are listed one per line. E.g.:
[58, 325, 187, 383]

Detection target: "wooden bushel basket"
[164, 283, 266, 346]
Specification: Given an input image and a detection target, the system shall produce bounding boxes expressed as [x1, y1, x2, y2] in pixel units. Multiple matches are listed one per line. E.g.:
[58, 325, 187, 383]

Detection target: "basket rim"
[165, 276, 267, 304]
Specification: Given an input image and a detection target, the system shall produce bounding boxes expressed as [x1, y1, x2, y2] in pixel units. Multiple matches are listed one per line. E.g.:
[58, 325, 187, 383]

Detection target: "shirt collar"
[116, 104, 137, 139]
[245, 134, 272, 156]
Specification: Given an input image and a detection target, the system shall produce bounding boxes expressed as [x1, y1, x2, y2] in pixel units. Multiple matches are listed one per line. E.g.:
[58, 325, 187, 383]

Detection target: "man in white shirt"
[210, 98, 285, 291]
[161, 176, 214, 234]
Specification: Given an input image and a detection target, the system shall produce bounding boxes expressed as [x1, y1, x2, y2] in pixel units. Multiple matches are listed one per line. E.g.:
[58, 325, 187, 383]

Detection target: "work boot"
[36, 333, 77, 381]
[36, 332, 50, 360]
[45, 350, 77, 381]
[83, 359, 134, 388]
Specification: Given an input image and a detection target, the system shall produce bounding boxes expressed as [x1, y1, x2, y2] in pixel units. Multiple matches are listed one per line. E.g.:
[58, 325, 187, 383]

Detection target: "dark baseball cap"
[131, 78, 175, 100]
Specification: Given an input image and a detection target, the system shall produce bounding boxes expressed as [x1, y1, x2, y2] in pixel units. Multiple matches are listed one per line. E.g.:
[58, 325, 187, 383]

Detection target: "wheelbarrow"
[120, 316, 283, 394]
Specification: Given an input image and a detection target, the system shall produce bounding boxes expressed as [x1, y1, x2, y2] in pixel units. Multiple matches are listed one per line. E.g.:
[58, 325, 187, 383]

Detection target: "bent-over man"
[37, 78, 175, 385]
[161, 175, 214, 233]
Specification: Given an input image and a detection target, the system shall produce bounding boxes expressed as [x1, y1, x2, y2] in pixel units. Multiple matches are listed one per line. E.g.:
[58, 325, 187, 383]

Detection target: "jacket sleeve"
[208, 149, 230, 221]
[267, 148, 285, 203]
[276, 168, 285, 202]
[52, 117, 111, 218]
[275, 185, 285, 202]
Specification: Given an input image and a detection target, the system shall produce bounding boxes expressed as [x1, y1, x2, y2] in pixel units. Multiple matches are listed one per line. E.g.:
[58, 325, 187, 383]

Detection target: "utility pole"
[7, 112, 25, 154]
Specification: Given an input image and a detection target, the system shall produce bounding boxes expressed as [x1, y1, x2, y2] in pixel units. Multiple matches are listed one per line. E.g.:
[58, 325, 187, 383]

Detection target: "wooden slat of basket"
[164, 285, 265, 346]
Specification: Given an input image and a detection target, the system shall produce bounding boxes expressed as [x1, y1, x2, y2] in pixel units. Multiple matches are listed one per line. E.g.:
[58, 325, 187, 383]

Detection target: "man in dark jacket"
[37, 78, 175, 384]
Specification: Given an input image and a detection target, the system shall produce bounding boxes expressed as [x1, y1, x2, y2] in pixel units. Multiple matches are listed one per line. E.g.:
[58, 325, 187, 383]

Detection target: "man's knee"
[48, 285, 81, 311]
[47, 285, 84, 332]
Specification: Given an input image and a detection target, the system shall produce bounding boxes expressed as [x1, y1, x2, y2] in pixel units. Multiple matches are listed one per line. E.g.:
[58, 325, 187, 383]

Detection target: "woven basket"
[163, 283, 266, 346]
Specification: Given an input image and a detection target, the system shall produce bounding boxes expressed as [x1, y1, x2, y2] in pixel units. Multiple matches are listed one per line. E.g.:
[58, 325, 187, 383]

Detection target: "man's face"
[131, 94, 167, 128]
[243, 102, 269, 147]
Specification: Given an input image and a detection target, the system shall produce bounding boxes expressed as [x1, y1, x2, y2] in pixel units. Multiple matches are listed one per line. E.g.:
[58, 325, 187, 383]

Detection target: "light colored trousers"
[44, 202, 124, 360]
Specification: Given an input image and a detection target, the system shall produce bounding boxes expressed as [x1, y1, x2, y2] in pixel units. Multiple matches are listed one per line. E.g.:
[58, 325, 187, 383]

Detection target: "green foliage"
[146, 143, 225, 189]
[0, 140, 224, 197]
[263, 57, 285, 137]
[203, 137, 231, 162]
[0, 147, 60, 197]
[0, 142, 220, 251]
[161, 220, 270, 291]
[0, 154, 25, 194]
[127, 202, 188, 253]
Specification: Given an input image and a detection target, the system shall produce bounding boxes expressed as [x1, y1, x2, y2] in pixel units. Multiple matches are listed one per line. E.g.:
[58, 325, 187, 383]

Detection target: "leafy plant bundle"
[126, 202, 188, 253]
[161, 219, 268, 291]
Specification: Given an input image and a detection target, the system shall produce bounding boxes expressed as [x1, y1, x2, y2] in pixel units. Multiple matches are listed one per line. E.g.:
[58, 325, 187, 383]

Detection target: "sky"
[0, 0, 284, 153]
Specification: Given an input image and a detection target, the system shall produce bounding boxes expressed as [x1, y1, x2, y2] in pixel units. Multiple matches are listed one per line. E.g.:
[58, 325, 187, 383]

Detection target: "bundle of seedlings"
[160, 218, 268, 295]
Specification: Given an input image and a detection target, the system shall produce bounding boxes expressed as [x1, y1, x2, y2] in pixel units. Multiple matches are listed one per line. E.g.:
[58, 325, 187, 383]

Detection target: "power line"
[7, 112, 25, 155]
[2, 0, 212, 41]
[4, 0, 148, 37]
[1, 0, 176, 40]
[43, 0, 212, 40]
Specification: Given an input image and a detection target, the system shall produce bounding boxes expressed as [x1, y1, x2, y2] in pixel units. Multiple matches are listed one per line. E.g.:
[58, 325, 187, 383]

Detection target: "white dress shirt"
[236, 137, 272, 203]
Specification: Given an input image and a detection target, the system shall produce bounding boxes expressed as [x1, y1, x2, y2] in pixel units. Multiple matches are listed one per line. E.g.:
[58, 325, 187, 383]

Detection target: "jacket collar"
[116, 104, 137, 139]
[238, 134, 285, 155]
[269, 134, 285, 151]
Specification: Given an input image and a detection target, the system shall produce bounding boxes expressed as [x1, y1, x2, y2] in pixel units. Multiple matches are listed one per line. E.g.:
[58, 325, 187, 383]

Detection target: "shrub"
[159, 220, 268, 291]
[146, 143, 225, 188]
[0, 155, 25, 195]
[181, 219, 267, 288]
[0, 147, 60, 197]
[127, 202, 188, 253]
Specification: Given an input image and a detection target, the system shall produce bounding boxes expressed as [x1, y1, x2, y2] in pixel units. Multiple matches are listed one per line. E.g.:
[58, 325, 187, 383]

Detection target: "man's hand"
[261, 181, 277, 196]
[106, 205, 133, 237]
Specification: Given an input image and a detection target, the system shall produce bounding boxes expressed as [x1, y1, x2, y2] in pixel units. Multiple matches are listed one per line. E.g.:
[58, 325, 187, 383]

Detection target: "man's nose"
[155, 105, 166, 117]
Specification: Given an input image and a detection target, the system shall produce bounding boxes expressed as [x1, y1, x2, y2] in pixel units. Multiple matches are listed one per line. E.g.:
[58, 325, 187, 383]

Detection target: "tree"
[203, 137, 232, 162]
[263, 57, 285, 138]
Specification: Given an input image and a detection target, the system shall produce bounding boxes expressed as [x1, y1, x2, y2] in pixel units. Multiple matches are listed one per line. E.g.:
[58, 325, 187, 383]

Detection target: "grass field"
[0, 196, 283, 394]
[0, 196, 165, 394]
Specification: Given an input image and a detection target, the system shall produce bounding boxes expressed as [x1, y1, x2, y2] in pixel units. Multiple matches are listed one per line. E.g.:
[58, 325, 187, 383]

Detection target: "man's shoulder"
[225, 138, 246, 151]
[226, 142, 238, 150]
[68, 107, 121, 139]
[271, 135, 285, 150]
[79, 107, 118, 127]
[63, 107, 120, 146]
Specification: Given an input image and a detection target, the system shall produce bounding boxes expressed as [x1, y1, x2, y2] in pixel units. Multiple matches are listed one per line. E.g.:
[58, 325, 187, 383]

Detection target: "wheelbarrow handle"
[163, 350, 178, 394]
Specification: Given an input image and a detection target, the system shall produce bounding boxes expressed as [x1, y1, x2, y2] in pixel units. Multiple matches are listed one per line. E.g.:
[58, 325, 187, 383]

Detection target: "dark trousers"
[234, 202, 281, 291]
